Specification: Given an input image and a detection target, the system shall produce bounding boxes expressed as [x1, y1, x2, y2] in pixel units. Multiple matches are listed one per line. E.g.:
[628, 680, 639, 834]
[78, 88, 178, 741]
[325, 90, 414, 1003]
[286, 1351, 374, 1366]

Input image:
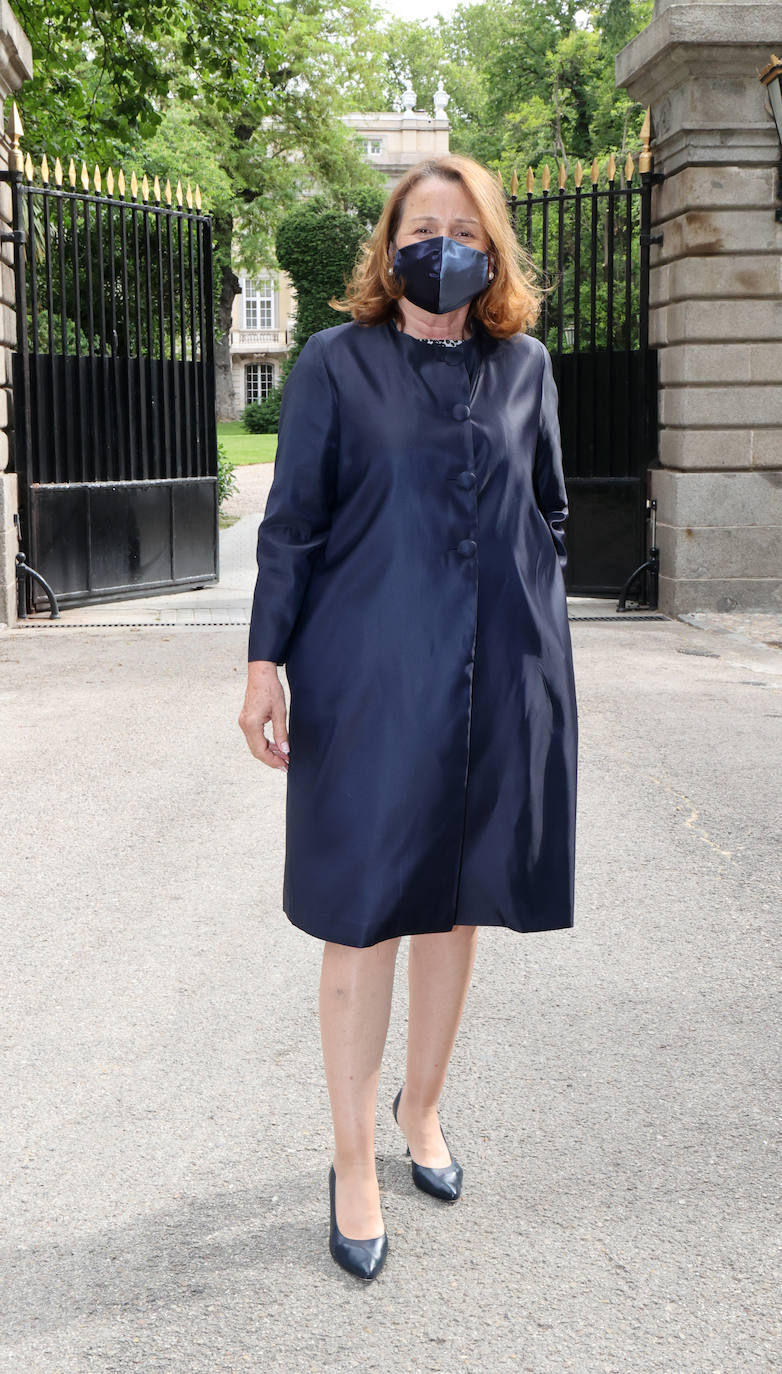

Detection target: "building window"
[245, 363, 275, 406]
[361, 138, 383, 156]
[243, 279, 275, 330]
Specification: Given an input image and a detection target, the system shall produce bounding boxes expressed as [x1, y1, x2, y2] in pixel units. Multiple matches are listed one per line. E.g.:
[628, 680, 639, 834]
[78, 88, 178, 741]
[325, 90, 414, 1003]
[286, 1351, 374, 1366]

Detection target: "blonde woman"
[239, 154, 578, 1281]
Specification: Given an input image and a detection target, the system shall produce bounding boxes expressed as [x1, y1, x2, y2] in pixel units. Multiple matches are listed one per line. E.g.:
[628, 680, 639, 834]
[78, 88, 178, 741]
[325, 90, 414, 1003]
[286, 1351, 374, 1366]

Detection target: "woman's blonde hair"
[331, 154, 542, 339]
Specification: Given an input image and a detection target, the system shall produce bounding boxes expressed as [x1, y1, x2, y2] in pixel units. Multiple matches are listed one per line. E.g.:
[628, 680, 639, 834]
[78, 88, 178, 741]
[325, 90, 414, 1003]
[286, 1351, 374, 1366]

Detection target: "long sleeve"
[532, 343, 568, 575]
[248, 333, 338, 664]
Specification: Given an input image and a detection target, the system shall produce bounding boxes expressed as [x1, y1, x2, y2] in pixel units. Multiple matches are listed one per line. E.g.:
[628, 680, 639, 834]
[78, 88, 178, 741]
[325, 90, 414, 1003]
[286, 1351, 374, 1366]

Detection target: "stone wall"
[0, 1, 31, 628]
[617, 0, 782, 613]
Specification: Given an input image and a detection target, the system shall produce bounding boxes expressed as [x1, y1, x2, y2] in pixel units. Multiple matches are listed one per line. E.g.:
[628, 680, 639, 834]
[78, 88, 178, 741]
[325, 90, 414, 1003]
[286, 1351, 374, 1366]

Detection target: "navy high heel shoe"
[328, 1165, 388, 1281]
[392, 1086, 463, 1202]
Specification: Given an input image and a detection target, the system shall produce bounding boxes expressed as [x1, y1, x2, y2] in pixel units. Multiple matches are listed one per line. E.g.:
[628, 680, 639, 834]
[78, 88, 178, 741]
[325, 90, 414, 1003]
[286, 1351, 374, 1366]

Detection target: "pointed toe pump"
[328, 1166, 388, 1281]
[392, 1086, 463, 1203]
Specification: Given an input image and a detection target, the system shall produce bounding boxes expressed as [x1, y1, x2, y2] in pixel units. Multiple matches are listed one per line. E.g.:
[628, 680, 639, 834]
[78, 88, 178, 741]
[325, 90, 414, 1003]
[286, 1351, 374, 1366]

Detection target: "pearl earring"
[488, 269, 495, 281]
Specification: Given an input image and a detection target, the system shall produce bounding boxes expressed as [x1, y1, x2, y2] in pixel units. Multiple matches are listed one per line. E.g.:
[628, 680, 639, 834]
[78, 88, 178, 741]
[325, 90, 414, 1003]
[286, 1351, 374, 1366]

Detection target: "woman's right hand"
[239, 661, 290, 772]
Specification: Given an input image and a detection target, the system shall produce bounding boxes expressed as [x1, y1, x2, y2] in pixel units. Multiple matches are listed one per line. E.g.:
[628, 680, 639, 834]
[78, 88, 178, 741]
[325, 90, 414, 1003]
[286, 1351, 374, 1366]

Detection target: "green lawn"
[217, 421, 277, 466]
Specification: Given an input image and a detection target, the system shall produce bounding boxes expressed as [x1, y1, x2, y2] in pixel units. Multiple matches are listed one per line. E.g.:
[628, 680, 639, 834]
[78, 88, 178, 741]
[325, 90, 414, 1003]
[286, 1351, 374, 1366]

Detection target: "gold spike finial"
[106, 166, 114, 196]
[118, 168, 126, 198]
[607, 152, 616, 182]
[541, 163, 551, 192]
[558, 161, 566, 190]
[624, 153, 634, 184]
[526, 166, 534, 194]
[186, 181, 193, 209]
[54, 157, 63, 188]
[81, 161, 89, 190]
[93, 164, 101, 193]
[131, 170, 139, 200]
[41, 153, 50, 184]
[510, 167, 519, 197]
[590, 157, 599, 185]
[153, 174, 161, 202]
[164, 177, 172, 205]
[69, 158, 77, 187]
[176, 179, 183, 207]
[8, 102, 24, 173]
[141, 173, 150, 202]
[24, 151, 34, 182]
[574, 159, 583, 188]
[639, 106, 652, 174]
[195, 184, 202, 210]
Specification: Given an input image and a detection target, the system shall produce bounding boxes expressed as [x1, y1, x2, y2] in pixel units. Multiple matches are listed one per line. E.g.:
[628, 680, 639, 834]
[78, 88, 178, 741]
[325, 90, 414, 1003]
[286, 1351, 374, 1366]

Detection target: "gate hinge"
[0, 229, 25, 245]
[639, 231, 664, 246]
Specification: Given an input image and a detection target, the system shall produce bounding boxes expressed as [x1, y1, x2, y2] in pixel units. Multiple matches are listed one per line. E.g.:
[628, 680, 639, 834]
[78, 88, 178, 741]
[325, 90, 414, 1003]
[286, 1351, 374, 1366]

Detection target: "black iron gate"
[507, 118, 660, 599]
[8, 131, 218, 612]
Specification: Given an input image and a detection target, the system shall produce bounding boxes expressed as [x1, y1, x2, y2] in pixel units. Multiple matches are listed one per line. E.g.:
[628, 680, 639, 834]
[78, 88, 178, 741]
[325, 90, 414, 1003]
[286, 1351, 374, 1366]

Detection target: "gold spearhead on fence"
[607, 152, 616, 181]
[186, 181, 193, 209]
[8, 102, 24, 173]
[106, 166, 114, 196]
[176, 179, 183, 207]
[195, 185, 202, 210]
[81, 161, 89, 190]
[510, 167, 519, 196]
[165, 178, 172, 205]
[639, 106, 652, 173]
[624, 153, 634, 184]
[153, 174, 161, 203]
[93, 164, 101, 193]
[41, 153, 50, 184]
[24, 151, 33, 181]
[118, 169, 126, 198]
[526, 166, 534, 194]
[574, 159, 583, 188]
[541, 164, 551, 191]
[54, 157, 63, 187]
[590, 157, 599, 184]
[558, 161, 566, 190]
[131, 170, 139, 200]
[141, 174, 150, 202]
[69, 158, 77, 187]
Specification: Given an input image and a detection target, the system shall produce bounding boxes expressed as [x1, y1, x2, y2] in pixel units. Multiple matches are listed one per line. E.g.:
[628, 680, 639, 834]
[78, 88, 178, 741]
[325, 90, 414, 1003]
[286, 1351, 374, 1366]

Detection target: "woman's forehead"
[400, 177, 480, 220]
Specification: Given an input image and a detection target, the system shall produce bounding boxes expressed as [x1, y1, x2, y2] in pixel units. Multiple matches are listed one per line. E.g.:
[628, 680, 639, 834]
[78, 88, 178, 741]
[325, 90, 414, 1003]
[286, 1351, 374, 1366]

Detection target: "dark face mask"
[392, 235, 490, 315]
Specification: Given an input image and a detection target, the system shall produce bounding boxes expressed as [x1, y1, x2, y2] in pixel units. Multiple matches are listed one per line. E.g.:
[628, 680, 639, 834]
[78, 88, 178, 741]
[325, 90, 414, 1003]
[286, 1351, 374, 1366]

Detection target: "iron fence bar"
[525, 188, 532, 256]
[95, 193, 113, 480]
[573, 178, 582, 479]
[196, 213, 207, 476]
[188, 212, 201, 474]
[624, 180, 635, 479]
[8, 168, 32, 590]
[588, 177, 598, 350]
[69, 190, 89, 484]
[142, 201, 155, 476]
[177, 209, 191, 477]
[606, 171, 616, 477]
[155, 198, 170, 480]
[166, 204, 181, 478]
[54, 187, 71, 483]
[541, 187, 549, 344]
[118, 198, 135, 481]
[201, 214, 217, 482]
[556, 182, 564, 353]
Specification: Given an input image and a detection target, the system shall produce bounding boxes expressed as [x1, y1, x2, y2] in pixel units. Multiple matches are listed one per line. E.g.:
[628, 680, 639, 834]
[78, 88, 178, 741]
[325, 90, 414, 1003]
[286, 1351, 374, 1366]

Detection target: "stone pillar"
[0, 1, 31, 628]
[616, 0, 782, 614]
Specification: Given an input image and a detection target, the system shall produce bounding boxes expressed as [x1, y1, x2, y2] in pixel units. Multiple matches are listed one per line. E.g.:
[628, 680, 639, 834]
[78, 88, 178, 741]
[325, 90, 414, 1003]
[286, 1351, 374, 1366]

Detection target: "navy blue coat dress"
[248, 315, 578, 948]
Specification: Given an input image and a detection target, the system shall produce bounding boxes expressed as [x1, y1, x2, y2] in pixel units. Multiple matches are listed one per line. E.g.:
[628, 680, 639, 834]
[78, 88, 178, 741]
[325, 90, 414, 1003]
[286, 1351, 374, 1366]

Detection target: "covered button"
[452, 403, 471, 421]
[455, 470, 477, 489]
[456, 539, 477, 558]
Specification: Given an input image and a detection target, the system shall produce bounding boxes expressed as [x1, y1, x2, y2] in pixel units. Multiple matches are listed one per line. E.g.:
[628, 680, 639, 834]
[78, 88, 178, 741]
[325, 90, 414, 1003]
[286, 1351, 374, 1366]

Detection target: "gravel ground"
[1, 609, 780, 1372]
[222, 463, 275, 521]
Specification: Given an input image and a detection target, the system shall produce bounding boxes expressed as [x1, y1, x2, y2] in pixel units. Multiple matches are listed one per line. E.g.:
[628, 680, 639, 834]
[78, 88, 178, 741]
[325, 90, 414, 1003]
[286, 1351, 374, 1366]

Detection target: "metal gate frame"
[5, 110, 219, 613]
[505, 109, 662, 603]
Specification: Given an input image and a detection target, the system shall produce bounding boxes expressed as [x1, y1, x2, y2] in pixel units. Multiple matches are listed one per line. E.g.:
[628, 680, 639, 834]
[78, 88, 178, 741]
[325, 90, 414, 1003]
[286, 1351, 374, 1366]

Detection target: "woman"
[239, 154, 578, 1282]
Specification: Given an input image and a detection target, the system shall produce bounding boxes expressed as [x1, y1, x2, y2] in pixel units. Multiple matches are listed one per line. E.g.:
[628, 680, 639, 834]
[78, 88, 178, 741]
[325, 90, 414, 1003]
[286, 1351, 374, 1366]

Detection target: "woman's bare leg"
[320, 936, 401, 1238]
[396, 925, 478, 1166]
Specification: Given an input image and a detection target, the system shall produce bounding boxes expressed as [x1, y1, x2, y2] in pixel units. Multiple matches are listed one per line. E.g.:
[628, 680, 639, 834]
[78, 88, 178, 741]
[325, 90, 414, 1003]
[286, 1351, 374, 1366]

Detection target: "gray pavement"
[1, 467, 781, 1371]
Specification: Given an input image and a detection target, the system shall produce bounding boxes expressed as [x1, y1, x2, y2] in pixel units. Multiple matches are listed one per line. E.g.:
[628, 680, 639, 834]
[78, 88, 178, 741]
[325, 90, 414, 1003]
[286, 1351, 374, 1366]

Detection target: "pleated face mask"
[392, 236, 490, 314]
